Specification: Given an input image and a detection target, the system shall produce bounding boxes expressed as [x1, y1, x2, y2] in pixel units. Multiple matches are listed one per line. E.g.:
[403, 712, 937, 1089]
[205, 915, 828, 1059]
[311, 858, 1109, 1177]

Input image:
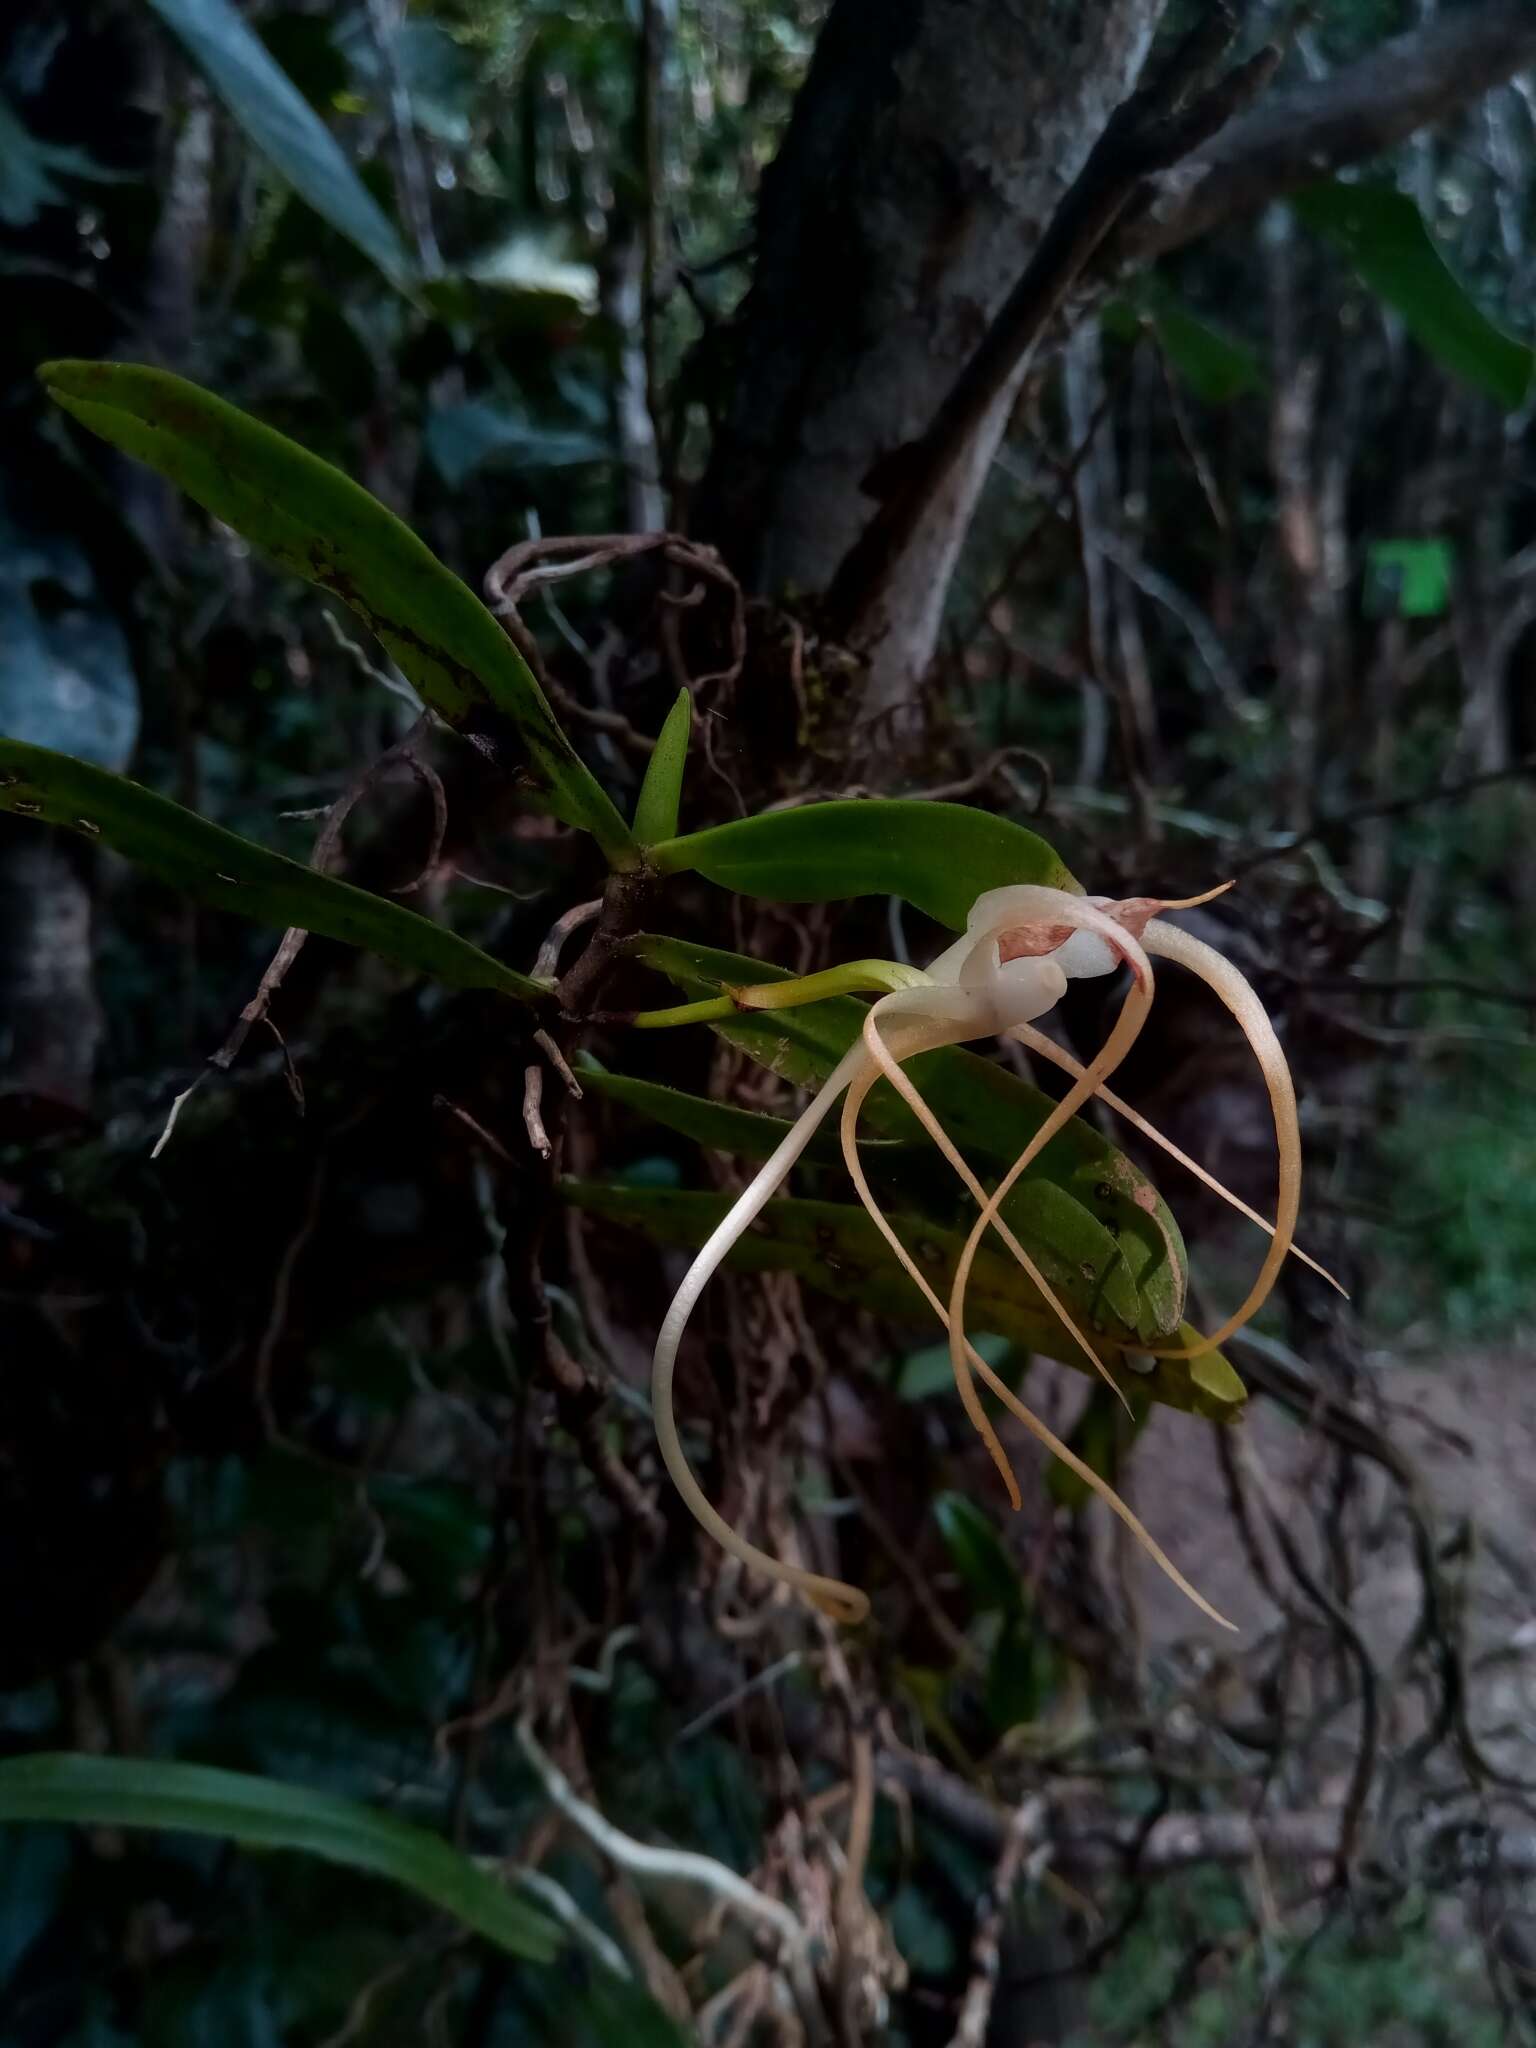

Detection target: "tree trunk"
[695, 0, 1166, 720]
[695, 0, 1536, 732]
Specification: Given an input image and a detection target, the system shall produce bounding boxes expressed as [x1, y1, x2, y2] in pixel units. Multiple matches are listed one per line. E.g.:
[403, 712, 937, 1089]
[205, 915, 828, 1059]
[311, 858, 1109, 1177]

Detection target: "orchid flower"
[648, 882, 1325, 1630]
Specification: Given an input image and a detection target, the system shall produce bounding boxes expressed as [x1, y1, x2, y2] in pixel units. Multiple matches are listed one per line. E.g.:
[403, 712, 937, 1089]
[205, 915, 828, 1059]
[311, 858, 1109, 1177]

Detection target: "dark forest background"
[6, 2, 1536, 2043]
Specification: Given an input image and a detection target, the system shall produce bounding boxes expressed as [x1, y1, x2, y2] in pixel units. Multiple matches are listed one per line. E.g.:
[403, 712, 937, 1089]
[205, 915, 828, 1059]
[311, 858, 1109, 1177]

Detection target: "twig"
[946, 1796, 1047, 2048]
[434, 1095, 516, 1168]
[485, 531, 746, 693]
[495, 866, 665, 1534]
[533, 1026, 583, 1098]
[522, 1064, 551, 1159]
[1231, 755, 1536, 879]
[1282, 971, 1536, 1012]
[515, 1717, 824, 2029]
[320, 607, 424, 711]
[1237, 1434, 1380, 1887]
[211, 715, 440, 1075]
[150, 1074, 206, 1159]
[675, 1652, 805, 1744]
[364, 0, 441, 273]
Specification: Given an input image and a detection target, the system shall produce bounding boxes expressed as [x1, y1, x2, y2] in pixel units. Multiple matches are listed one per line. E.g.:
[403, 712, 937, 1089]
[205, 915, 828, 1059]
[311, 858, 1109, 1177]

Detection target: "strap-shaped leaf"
[1046, 1380, 1151, 1509]
[631, 688, 692, 846]
[0, 1753, 559, 1962]
[1294, 181, 1533, 409]
[142, 0, 413, 287]
[581, 1056, 1149, 1333]
[648, 798, 1077, 930]
[0, 739, 547, 1002]
[576, 1056, 901, 1165]
[39, 361, 636, 867]
[630, 935, 1185, 1341]
[563, 1179, 1244, 1420]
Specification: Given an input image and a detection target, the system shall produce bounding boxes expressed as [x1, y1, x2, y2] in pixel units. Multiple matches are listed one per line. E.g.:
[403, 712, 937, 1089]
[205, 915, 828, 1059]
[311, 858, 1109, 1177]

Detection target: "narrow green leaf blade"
[649, 799, 1077, 929]
[1046, 1380, 1150, 1509]
[576, 1055, 901, 1165]
[0, 740, 547, 1002]
[0, 1753, 560, 1962]
[630, 934, 1186, 1341]
[1294, 181, 1533, 409]
[631, 690, 692, 846]
[1147, 295, 1264, 403]
[563, 1180, 1242, 1419]
[932, 1492, 1023, 1615]
[38, 361, 635, 866]
[142, 0, 413, 286]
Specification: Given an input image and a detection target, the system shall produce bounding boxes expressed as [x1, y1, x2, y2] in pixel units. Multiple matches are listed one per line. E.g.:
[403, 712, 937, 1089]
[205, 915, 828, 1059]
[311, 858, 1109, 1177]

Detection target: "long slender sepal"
[1133, 920, 1302, 1360]
[651, 1043, 872, 1623]
[1010, 1022, 1342, 1295]
[851, 1007, 1128, 1422]
[835, 1033, 1231, 1630]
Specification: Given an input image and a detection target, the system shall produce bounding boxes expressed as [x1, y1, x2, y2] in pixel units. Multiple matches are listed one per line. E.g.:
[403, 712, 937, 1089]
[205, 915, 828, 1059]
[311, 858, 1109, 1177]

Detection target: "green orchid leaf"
[142, 0, 413, 287]
[629, 935, 1186, 1341]
[1046, 1380, 1151, 1509]
[896, 1331, 1013, 1402]
[562, 1179, 1244, 1420]
[575, 1051, 1150, 1322]
[986, 1612, 1061, 1736]
[648, 798, 1077, 930]
[0, 740, 547, 1002]
[0, 1753, 559, 1962]
[574, 1055, 902, 1166]
[1294, 181, 1533, 409]
[631, 689, 692, 846]
[1143, 291, 1264, 403]
[38, 360, 635, 866]
[932, 1491, 1023, 1615]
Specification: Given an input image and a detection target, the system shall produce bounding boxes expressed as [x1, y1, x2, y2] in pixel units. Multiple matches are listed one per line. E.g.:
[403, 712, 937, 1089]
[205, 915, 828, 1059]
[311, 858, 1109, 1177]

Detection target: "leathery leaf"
[0, 1753, 560, 1961]
[629, 934, 1187, 1342]
[648, 797, 1078, 930]
[39, 360, 635, 865]
[0, 739, 547, 1002]
[563, 1180, 1244, 1420]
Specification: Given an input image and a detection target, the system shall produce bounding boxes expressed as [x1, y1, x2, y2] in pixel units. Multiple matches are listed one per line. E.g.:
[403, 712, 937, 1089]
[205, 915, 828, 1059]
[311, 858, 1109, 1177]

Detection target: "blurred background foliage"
[6, 1, 1536, 2044]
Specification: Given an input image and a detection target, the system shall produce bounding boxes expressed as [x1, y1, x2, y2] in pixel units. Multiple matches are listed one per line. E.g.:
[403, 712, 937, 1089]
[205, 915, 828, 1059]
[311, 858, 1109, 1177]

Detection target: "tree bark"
[700, 0, 1536, 730]
[1125, 0, 1536, 266]
[695, 0, 1167, 718]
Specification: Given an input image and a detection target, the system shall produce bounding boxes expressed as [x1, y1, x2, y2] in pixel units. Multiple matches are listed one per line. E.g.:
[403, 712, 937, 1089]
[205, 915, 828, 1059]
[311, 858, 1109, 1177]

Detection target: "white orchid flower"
[650, 882, 1329, 1630]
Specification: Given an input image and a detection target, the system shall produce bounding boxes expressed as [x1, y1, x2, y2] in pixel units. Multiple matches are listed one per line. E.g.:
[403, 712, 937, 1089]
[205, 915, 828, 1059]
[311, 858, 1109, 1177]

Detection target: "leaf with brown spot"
[629, 935, 1187, 1339]
[39, 360, 635, 867]
[563, 1179, 1242, 1419]
[0, 740, 548, 1003]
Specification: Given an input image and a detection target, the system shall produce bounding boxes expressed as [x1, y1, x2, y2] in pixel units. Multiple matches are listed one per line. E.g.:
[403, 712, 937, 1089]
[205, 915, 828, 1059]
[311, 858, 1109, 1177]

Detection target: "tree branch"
[824, 7, 1278, 647]
[1123, 0, 1536, 266]
[878, 1746, 1536, 1879]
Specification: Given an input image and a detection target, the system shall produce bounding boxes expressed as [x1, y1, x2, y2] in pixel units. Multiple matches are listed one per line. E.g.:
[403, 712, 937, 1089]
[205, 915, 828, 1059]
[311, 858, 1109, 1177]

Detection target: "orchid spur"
[646, 882, 1326, 1630]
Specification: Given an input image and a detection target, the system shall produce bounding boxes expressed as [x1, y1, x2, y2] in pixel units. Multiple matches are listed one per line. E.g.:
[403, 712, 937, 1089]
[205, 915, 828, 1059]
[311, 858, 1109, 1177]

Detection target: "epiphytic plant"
[641, 882, 1328, 1629]
[4, 362, 1330, 1652]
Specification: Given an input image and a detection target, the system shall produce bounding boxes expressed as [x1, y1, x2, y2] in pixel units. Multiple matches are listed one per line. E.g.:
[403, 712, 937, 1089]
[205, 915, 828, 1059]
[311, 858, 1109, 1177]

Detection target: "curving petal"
[836, 1023, 1231, 1631]
[651, 1041, 874, 1623]
[1132, 920, 1302, 1361]
[1009, 1022, 1344, 1296]
[852, 1005, 1129, 1423]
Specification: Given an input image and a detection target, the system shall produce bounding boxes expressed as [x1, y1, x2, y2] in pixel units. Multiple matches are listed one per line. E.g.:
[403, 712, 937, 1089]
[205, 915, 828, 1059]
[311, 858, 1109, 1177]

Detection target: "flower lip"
[993, 882, 1235, 983]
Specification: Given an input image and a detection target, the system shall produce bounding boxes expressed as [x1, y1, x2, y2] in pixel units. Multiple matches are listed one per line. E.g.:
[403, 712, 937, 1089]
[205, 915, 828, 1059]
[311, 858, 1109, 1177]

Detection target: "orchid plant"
[641, 881, 1332, 1631]
[2, 361, 1337, 1651]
